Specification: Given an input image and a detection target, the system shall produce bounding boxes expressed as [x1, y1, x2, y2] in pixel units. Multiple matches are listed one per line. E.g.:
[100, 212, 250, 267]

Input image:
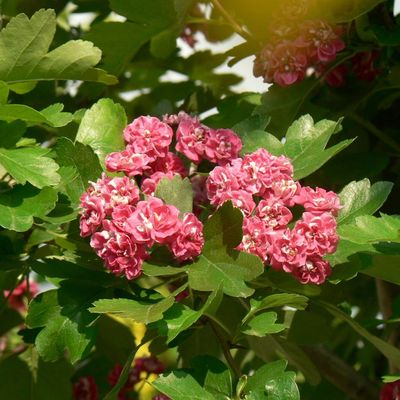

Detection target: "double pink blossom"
[292, 255, 331, 285]
[90, 221, 148, 280]
[79, 195, 106, 237]
[204, 128, 242, 165]
[294, 186, 341, 215]
[169, 213, 204, 262]
[256, 199, 293, 229]
[147, 152, 187, 177]
[123, 116, 173, 158]
[296, 20, 345, 64]
[380, 380, 400, 400]
[125, 197, 181, 245]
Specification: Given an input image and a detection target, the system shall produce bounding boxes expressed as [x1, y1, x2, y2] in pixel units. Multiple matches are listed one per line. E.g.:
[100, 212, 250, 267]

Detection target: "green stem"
[209, 319, 242, 379]
[210, 0, 253, 41]
[348, 113, 400, 154]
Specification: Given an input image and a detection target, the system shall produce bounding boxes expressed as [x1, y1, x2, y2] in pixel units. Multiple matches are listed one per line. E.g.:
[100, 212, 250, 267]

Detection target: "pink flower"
[352, 50, 380, 82]
[297, 20, 345, 64]
[256, 199, 293, 229]
[269, 229, 308, 272]
[4, 280, 38, 311]
[175, 117, 209, 163]
[108, 364, 140, 400]
[90, 174, 140, 213]
[254, 41, 308, 87]
[90, 221, 147, 280]
[294, 212, 339, 256]
[79, 194, 106, 237]
[268, 176, 300, 206]
[125, 197, 181, 245]
[237, 216, 273, 263]
[204, 128, 242, 165]
[134, 356, 165, 374]
[111, 204, 136, 231]
[163, 111, 193, 126]
[147, 152, 187, 177]
[169, 213, 204, 262]
[240, 149, 293, 196]
[317, 63, 348, 87]
[206, 164, 242, 204]
[294, 186, 341, 215]
[380, 380, 400, 400]
[105, 146, 153, 177]
[216, 190, 256, 216]
[292, 256, 331, 285]
[73, 376, 98, 400]
[141, 172, 178, 196]
[123, 116, 173, 158]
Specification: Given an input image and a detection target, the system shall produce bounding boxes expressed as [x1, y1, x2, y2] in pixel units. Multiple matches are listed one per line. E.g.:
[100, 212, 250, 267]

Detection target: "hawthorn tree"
[0, 1, 400, 400]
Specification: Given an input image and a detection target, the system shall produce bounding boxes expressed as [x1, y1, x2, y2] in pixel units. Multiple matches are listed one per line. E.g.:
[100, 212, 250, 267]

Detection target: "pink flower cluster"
[73, 357, 168, 400]
[207, 148, 340, 285]
[80, 113, 244, 279]
[108, 357, 166, 400]
[4, 280, 38, 311]
[254, 20, 345, 87]
[320, 50, 381, 87]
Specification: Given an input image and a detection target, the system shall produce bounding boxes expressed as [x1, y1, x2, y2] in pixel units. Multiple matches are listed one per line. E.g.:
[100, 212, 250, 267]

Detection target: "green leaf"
[0, 103, 72, 127]
[283, 115, 353, 179]
[89, 293, 175, 324]
[26, 281, 104, 363]
[324, 0, 384, 23]
[0, 147, 60, 188]
[85, 22, 154, 76]
[338, 214, 400, 244]
[338, 179, 393, 225]
[0, 185, 57, 231]
[245, 360, 300, 400]
[142, 263, 185, 277]
[0, 9, 116, 84]
[249, 293, 309, 314]
[55, 137, 102, 205]
[153, 370, 215, 400]
[232, 114, 270, 136]
[382, 375, 400, 383]
[155, 175, 193, 214]
[242, 312, 286, 337]
[0, 120, 26, 148]
[240, 130, 284, 156]
[318, 300, 400, 369]
[155, 286, 223, 343]
[0, 349, 73, 400]
[191, 355, 232, 399]
[76, 98, 127, 167]
[188, 202, 264, 297]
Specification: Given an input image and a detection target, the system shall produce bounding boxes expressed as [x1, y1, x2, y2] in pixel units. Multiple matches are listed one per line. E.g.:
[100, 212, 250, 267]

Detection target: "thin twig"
[348, 113, 400, 154]
[210, 0, 253, 41]
[209, 319, 242, 378]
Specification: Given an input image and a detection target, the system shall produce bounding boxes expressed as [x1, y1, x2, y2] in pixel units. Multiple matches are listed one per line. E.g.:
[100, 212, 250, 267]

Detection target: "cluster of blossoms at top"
[253, 19, 346, 87]
[81, 111, 340, 285]
[207, 148, 340, 285]
[73, 356, 170, 400]
[80, 112, 243, 280]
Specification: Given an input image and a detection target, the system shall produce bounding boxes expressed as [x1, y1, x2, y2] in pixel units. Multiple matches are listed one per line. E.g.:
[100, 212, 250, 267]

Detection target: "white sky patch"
[395, 0, 400, 16]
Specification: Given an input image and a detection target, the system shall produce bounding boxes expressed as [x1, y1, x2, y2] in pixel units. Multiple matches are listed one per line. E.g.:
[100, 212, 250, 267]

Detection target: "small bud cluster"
[73, 356, 169, 400]
[253, 19, 345, 87]
[207, 149, 340, 285]
[82, 112, 340, 285]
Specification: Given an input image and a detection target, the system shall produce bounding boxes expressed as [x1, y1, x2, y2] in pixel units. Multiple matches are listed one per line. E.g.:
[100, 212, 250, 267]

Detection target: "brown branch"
[303, 345, 379, 400]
